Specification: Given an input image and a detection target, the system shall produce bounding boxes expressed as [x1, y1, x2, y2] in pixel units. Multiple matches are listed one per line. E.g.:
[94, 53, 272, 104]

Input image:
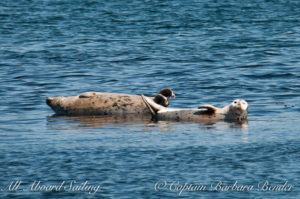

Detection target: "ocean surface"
[0, 0, 299, 198]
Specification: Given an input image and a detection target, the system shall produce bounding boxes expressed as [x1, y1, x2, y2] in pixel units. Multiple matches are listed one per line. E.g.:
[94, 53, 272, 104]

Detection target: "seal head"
[153, 88, 175, 107]
[198, 99, 248, 122]
[226, 99, 248, 121]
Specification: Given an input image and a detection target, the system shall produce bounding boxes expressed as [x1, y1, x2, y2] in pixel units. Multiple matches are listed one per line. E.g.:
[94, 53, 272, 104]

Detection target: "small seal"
[142, 97, 248, 123]
[153, 88, 175, 107]
[198, 99, 248, 122]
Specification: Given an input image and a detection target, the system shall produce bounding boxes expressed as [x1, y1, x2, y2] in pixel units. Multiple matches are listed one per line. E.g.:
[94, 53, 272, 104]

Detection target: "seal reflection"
[46, 115, 248, 130]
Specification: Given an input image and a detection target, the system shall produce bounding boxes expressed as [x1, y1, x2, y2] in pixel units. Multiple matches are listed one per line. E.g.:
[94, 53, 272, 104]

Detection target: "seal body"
[46, 92, 152, 116]
[153, 108, 226, 122]
[142, 97, 248, 123]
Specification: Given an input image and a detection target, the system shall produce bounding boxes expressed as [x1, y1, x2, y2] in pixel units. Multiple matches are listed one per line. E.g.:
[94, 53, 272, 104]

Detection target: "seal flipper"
[198, 105, 218, 114]
[79, 92, 96, 98]
[141, 95, 166, 113]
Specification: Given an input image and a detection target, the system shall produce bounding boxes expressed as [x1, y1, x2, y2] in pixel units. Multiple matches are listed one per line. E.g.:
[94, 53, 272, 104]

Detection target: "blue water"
[0, 0, 300, 198]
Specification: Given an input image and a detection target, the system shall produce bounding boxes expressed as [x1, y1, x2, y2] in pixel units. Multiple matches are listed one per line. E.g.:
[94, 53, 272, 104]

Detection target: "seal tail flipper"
[141, 95, 166, 114]
[198, 105, 218, 114]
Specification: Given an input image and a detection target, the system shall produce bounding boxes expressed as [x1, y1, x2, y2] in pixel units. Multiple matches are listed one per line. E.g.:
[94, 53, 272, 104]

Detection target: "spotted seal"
[46, 88, 175, 116]
[142, 97, 248, 123]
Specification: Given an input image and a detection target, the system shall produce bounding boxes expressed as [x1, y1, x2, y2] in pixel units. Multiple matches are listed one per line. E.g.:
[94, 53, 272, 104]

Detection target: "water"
[0, 0, 299, 198]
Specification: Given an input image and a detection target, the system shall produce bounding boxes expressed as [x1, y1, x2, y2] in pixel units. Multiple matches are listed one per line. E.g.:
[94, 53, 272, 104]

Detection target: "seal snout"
[46, 97, 54, 106]
[236, 102, 242, 108]
[232, 99, 248, 110]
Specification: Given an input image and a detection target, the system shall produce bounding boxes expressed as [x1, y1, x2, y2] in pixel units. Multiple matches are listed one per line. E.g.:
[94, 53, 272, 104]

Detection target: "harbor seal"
[153, 88, 176, 107]
[142, 97, 248, 123]
[46, 88, 248, 123]
[197, 99, 248, 122]
[46, 88, 175, 116]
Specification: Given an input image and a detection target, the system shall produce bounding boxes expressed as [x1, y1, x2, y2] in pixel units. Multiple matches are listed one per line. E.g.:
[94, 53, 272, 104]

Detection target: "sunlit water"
[0, 0, 299, 198]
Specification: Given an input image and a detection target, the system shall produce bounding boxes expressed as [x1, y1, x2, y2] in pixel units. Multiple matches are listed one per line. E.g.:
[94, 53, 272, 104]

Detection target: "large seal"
[142, 97, 248, 123]
[46, 88, 175, 116]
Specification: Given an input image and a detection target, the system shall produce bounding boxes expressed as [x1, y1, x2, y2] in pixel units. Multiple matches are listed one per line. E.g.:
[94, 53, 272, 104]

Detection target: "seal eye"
[234, 101, 237, 104]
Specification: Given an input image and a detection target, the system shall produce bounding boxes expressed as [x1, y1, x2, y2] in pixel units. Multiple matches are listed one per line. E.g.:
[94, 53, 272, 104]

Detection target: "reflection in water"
[199, 121, 249, 142]
[198, 121, 249, 130]
[47, 114, 248, 131]
[47, 115, 152, 129]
